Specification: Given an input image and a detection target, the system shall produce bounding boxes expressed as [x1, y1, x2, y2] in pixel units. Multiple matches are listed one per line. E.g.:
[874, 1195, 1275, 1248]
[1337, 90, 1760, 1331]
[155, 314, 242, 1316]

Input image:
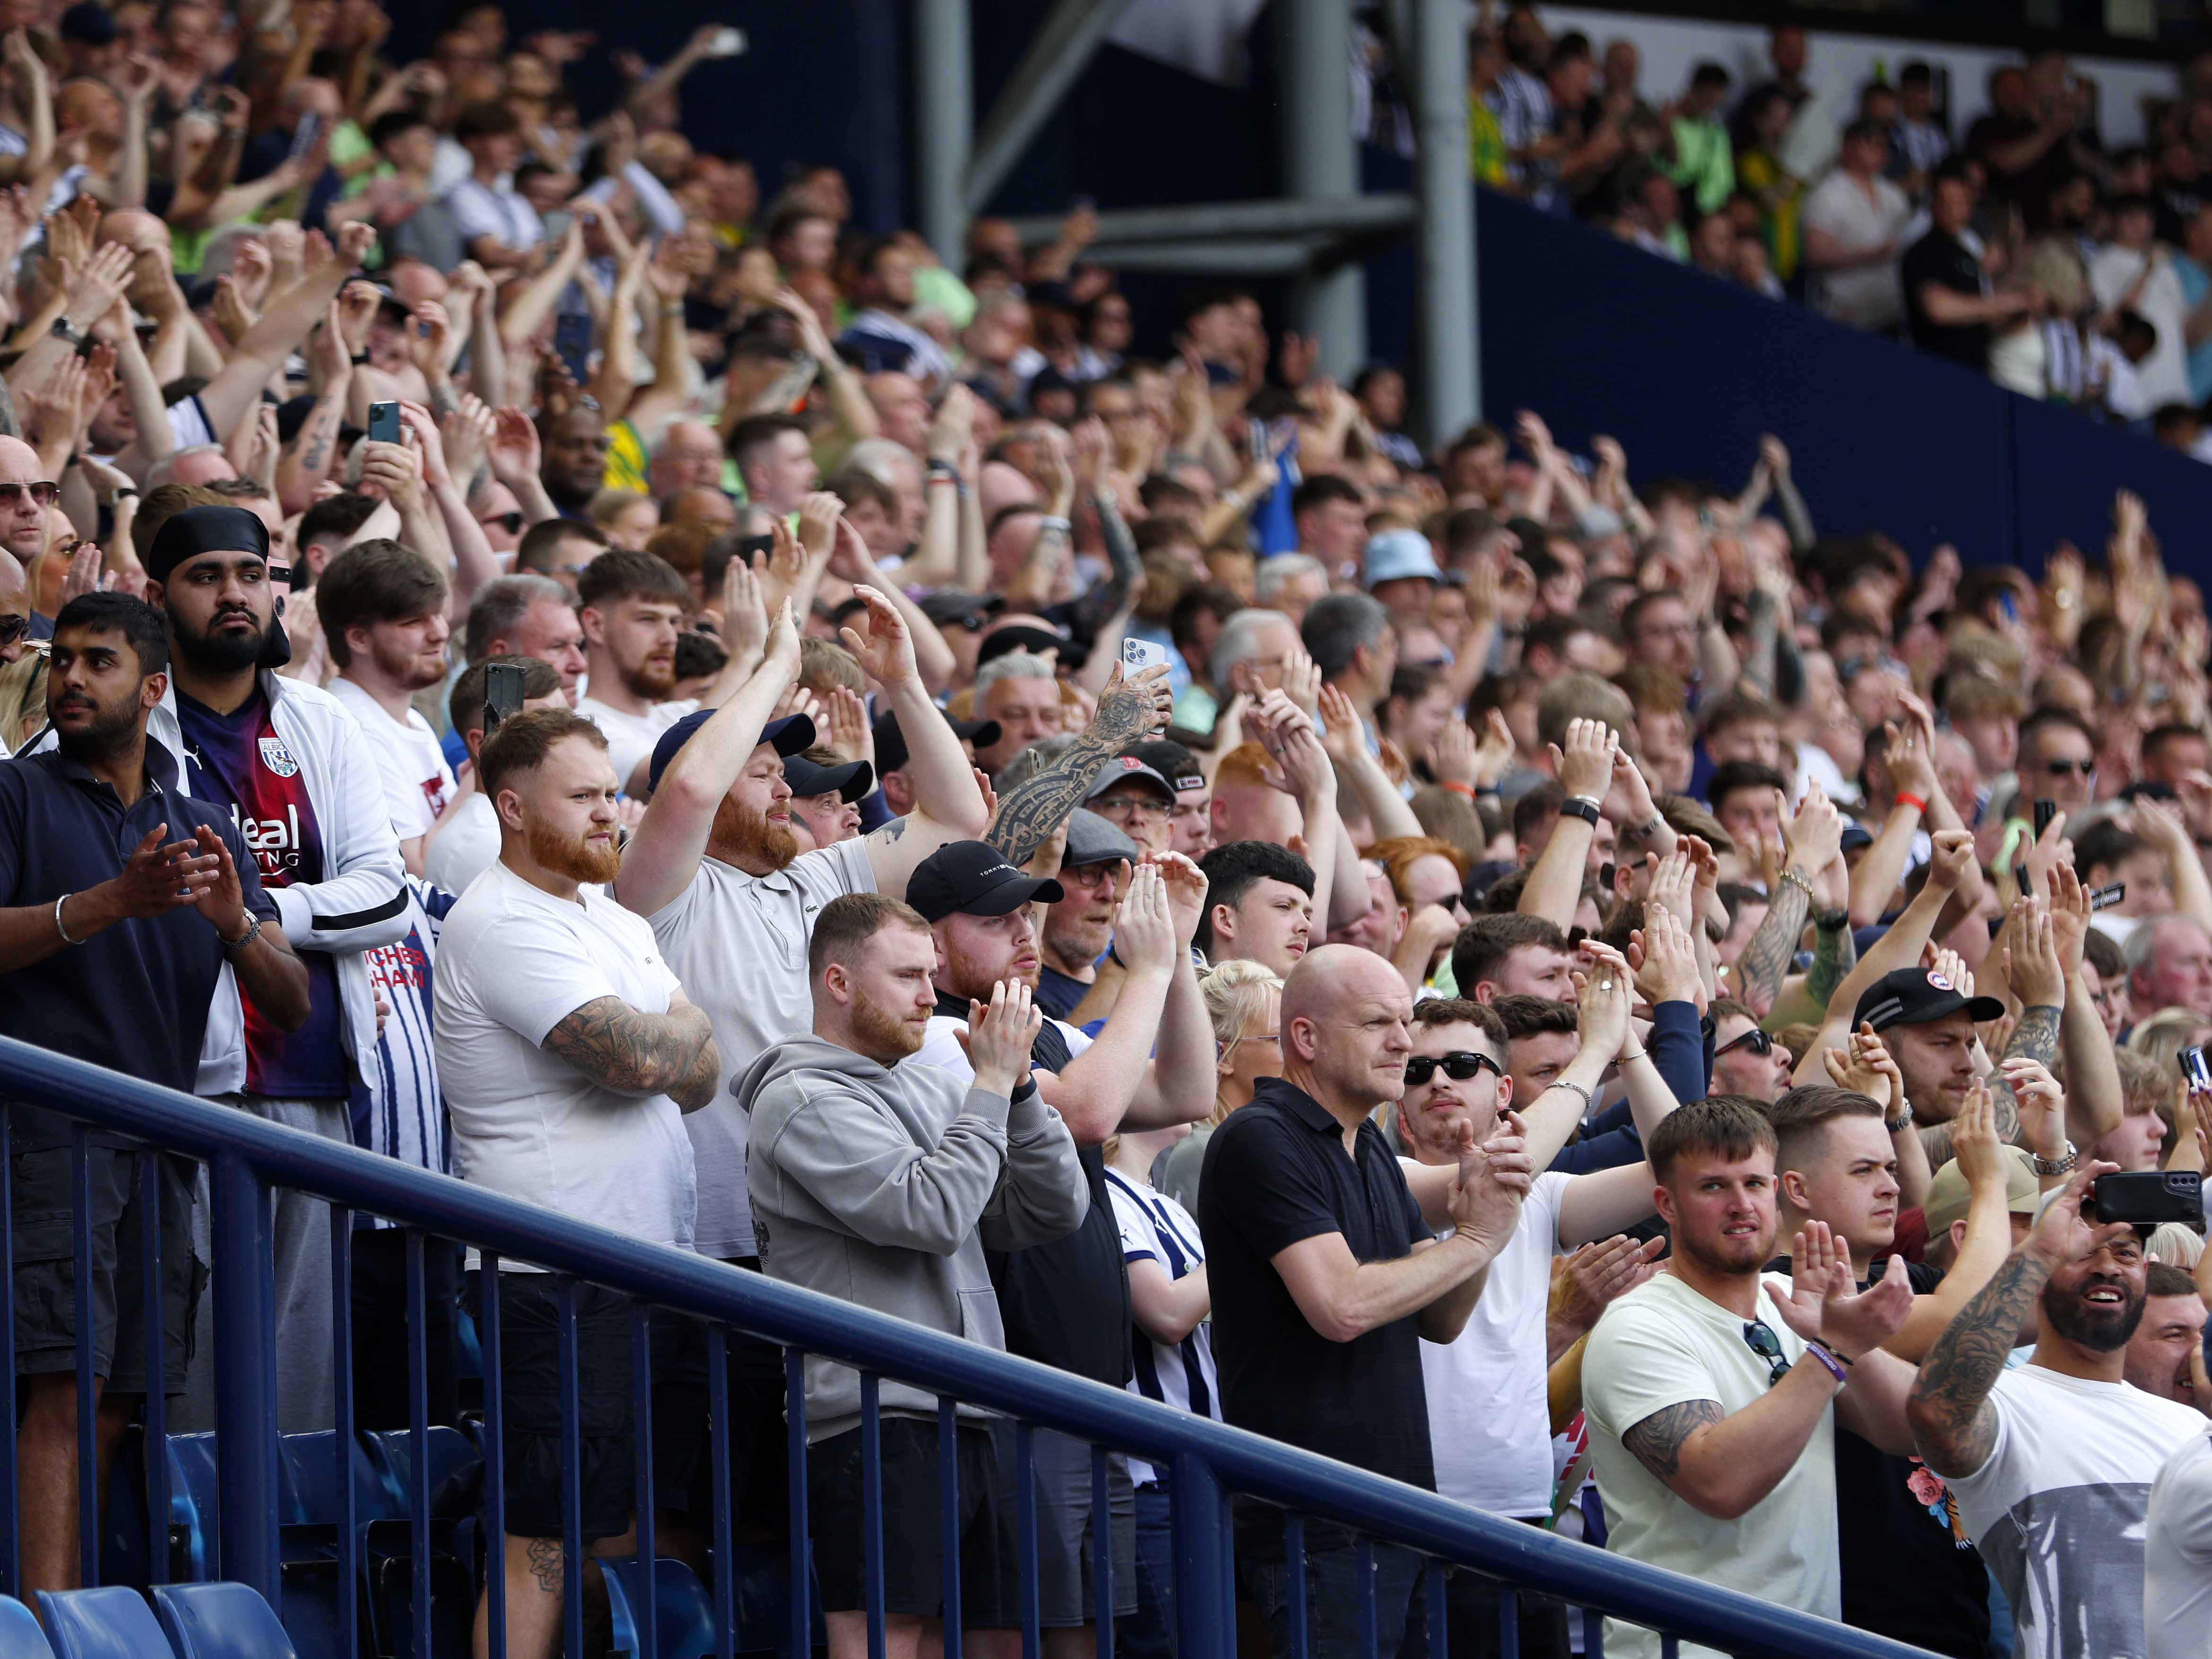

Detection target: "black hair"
[1196, 841, 1315, 957]
[53, 592, 168, 676]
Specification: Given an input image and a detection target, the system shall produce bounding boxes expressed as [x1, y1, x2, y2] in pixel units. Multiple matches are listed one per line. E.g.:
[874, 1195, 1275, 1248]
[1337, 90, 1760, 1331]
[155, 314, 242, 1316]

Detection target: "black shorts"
[654, 1255, 791, 1540]
[969, 1422, 1137, 1629]
[808, 1417, 1007, 1620]
[11, 1146, 200, 1395]
[466, 1273, 694, 1541]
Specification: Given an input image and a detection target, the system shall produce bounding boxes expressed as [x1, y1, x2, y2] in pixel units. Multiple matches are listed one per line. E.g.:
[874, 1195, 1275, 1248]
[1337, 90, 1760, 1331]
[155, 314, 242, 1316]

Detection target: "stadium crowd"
[1457, 4, 2212, 448]
[0, 2, 2204, 1659]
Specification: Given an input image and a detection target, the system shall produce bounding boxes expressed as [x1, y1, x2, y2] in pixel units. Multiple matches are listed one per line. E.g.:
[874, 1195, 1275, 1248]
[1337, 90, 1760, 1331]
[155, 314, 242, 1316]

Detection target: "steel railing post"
[1169, 1453, 1232, 1659]
[209, 1152, 279, 1603]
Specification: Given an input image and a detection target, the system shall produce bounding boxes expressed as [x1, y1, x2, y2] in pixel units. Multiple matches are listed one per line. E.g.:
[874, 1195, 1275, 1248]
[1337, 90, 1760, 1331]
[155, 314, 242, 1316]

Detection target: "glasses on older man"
[0, 613, 26, 648]
[2037, 758, 2096, 778]
[1093, 792, 1170, 821]
[0, 481, 59, 507]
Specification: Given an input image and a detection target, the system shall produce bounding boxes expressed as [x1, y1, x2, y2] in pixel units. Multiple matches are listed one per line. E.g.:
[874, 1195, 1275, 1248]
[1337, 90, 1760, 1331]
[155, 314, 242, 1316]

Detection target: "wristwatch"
[1559, 796, 1603, 828]
[49, 315, 82, 347]
[1624, 813, 1665, 842]
[221, 912, 263, 953]
[2031, 1140, 2079, 1177]
[1883, 1101, 1914, 1133]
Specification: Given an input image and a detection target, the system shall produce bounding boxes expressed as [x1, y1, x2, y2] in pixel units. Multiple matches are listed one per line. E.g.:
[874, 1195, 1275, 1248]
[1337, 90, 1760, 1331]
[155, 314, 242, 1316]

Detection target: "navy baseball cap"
[646, 710, 814, 796]
[872, 708, 1002, 775]
[908, 840, 1065, 922]
[784, 752, 874, 802]
[1124, 739, 1205, 795]
[1852, 967, 2005, 1034]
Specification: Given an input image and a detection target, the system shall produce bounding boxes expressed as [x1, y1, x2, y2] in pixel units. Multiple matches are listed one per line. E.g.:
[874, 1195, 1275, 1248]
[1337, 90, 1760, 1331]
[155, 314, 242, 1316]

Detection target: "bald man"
[0, 545, 29, 663]
[648, 422, 725, 500]
[1197, 943, 1531, 1659]
[0, 436, 52, 571]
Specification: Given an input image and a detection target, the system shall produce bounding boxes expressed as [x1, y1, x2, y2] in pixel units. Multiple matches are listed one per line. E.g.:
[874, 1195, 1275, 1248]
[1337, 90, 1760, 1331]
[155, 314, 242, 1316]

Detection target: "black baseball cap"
[872, 709, 1002, 776]
[1124, 739, 1205, 795]
[918, 590, 1003, 630]
[1852, 967, 2005, 1034]
[975, 623, 1067, 667]
[908, 840, 1065, 922]
[647, 710, 814, 795]
[784, 752, 873, 802]
[61, 2, 119, 44]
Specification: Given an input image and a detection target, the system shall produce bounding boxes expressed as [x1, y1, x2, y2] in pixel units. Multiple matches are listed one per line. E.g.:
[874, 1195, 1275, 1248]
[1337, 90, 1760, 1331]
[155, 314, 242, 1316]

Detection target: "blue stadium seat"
[0, 1595, 52, 1659]
[30, 1587, 172, 1659]
[599, 1557, 717, 1659]
[150, 1582, 296, 1659]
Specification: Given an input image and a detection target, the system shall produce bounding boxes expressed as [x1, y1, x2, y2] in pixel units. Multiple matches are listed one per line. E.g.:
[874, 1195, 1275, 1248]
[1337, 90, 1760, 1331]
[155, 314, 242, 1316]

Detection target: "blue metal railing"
[0, 1034, 1939, 1659]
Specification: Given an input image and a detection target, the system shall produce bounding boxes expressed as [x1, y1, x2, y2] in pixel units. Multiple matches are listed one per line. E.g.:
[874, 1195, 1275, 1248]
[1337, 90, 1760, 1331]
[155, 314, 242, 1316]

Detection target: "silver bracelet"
[53, 892, 83, 946]
[1545, 1079, 1594, 1115]
[221, 912, 262, 953]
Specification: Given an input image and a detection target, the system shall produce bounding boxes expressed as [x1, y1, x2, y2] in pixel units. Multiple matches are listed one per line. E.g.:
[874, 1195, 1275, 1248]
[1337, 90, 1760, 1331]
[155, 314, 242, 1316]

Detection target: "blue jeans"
[1118, 1478, 1176, 1658]
[1242, 1522, 1431, 1659]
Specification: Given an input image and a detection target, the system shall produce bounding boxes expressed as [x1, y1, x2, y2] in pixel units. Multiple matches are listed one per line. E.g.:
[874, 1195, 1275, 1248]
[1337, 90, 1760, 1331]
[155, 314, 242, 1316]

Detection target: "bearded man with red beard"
[431, 705, 720, 1659]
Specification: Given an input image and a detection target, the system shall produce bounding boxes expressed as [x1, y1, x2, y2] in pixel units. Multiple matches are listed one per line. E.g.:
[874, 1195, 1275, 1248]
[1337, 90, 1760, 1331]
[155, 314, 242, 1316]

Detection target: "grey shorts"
[11, 1145, 201, 1395]
[971, 1421, 1138, 1629]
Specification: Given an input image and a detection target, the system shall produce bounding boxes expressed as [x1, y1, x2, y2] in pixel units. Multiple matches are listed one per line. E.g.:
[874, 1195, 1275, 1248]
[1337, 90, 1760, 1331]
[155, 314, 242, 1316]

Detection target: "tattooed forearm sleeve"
[986, 683, 1161, 864]
[1907, 1248, 2048, 1477]
[669, 1029, 722, 1114]
[1806, 916, 1857, 1013]
[1735, 875, 1811, 1017]
[1988, 1004, 2059, 1148]
[542, 995, 714, 1098]
[1621, 1399, 1724, 1486]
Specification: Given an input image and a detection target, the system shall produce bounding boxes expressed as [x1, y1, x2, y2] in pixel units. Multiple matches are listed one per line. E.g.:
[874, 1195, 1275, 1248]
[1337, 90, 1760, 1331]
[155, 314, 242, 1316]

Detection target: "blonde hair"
[1201, 959, 1283, 1125]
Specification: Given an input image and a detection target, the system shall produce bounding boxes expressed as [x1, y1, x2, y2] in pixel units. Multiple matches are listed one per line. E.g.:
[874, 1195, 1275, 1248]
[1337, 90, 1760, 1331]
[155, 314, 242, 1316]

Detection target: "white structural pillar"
[1409, 0, 1478, 440]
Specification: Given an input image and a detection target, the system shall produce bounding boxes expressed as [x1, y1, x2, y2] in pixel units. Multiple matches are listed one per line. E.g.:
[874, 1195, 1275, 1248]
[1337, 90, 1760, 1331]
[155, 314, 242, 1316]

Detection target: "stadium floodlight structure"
[911, 0, 1479, 440]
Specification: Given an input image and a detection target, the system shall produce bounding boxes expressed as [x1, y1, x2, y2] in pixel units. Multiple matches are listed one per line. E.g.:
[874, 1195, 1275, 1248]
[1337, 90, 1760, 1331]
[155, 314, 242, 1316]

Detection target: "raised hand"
[1781, 779, 1843, 876]
[1553, 1235, 1667, 1341]
[1631, 902, 1701, 1011]
[1093, 661, 1173, 744]
[959, 978, 1043, 1097]
[1576, 940, 1636, 1058]
[2000, 896, 2065, 1010]
[1430, 716, 1478, 785]
[1996, 1058, 2066, 1158]
[1449, 1110, 1532, 1246]
[835, 585, 919, 690]
[1778, 1220, 1912, 1357]
[822, 687, 873, 767]
[1550, 716, 1618, 803]
[719, 555, 769, 667]
[1823, 1021, 1903, 1112]
[487, 406, 541, 486]
[1114, 860, 1178, 973]
[1926, 828, 1975, 894]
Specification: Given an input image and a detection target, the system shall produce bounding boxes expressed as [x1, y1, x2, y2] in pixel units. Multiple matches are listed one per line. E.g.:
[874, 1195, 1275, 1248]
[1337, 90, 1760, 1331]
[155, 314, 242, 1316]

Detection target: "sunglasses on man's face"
[2038, 758, 2095, 778]
[479, 510, 525, 535]
[1404, 1051, 1502, 1086]
[1742, 1319, 1792, 1387]
[0, 481, 60, 507]
[0, 613, 26, 648]
[1715, 1027, 1773, 1060]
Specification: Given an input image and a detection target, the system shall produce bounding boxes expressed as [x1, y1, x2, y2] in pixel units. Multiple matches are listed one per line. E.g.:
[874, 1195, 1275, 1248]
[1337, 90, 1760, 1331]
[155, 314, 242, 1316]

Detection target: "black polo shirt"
[1903, 228, 1991, 369]
[0, 744, 275, 1150]
[1198, 1076, 1435, 1491]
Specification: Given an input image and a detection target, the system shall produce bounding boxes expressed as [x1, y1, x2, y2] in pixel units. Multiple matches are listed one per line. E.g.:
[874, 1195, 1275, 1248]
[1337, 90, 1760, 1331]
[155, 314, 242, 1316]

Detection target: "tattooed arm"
[1733, 873, 1811, 1020]
[986, 665, 1173, 864]
[542, 994, 719, 1108]
[1804, 912, 1857, 1014]
[1619, 1360, 1842, 1520]
[1907, 1247, 2047, 1478]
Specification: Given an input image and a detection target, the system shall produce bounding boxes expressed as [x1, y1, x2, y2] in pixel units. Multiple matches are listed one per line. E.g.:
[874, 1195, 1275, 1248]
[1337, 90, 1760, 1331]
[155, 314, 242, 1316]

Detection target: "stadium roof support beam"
[1277, 0, 1366, 380]
[1409, 0, 1479, 438]
[914, 0, 974, 267]
[964, 0, 1137, 218]
[1078, 240, 1334, 275]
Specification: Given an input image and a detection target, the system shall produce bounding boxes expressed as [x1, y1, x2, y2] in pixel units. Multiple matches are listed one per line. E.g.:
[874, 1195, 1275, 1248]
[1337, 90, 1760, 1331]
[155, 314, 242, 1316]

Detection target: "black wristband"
[1559, 797, 1602, 828]
[1009, 1077, 1039, 1107]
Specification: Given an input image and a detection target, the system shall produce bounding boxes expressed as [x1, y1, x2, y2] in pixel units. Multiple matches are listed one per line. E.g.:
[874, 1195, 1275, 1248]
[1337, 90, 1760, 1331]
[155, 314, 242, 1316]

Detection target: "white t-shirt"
[2090, 246, 2192, 412]
[573, 695, 696, 796]
[433, 860, 697, 1259]
[911, 1011, 1094, 1079]
[644, 841, 875, 1261]
[1104, 1166, 1219, 1486]
[330, 677, 456, 840]
[1421, 1170, 1570, 1518]
[1947, 1362, 2206, 1659]
[1802, 170, 1911, 331]
[2146, 1427, 2212, 1659]
[423, 792, 502, 898]
[1582, 1271, 1836, 1659]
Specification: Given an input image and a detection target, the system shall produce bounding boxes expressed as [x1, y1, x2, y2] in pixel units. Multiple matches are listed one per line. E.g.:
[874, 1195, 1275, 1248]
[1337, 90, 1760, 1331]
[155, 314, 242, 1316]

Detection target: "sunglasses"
[1743, 1319, 1792, 1387]
[479, 511, 526, 535]
[0, 481, 60, 507]
[0, 613, 25, 648]
[1715, 1027, 1773, 1060]
[2039, 758, 2095, 777]
[1404, 1051, 1502, 1086]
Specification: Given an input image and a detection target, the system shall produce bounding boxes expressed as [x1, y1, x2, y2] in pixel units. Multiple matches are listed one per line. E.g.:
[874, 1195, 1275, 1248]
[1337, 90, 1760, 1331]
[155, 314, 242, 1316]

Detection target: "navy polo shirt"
[0, 745, 276, 1150]
[1198, 1076, 1435, 1495]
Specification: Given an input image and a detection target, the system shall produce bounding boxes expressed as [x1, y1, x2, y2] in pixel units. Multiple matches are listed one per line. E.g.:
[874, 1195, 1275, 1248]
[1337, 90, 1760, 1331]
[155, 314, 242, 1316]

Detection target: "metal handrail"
[0, 1035, 1936, 1659]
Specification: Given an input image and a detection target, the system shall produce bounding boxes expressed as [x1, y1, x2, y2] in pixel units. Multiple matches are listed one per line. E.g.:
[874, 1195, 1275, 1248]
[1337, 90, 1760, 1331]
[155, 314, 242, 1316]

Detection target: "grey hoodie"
[737, 1032, 1089, 1441]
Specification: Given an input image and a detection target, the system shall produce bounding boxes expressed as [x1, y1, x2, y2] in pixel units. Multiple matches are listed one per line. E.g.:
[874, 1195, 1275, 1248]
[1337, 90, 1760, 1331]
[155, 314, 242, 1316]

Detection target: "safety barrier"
[0, 1033, 1939, 1659]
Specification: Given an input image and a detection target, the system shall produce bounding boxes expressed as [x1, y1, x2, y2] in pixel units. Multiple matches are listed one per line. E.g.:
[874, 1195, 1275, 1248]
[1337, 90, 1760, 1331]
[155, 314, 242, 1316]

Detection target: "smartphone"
[366, 400, 401, 443]
[554, 313, 593, 388]
[2084, 1170, 2203, 1227]
[2183, 1046, 2212, 1093]
[1122, 636, 1171, 674]
[539, 208, 571, 244]
[2091, 882, 2126, 912]
[483, 662, 525, 734]
[287, 110, 322, 164]
[2013, 863, 2031, 895]
[705, 26, 746, 56]
[2033, 799, 2056, 838]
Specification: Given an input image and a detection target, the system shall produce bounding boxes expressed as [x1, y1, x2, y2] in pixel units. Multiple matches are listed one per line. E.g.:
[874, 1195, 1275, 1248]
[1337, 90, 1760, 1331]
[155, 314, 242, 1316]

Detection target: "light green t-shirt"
[1582, 1270, 1837, 1659]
